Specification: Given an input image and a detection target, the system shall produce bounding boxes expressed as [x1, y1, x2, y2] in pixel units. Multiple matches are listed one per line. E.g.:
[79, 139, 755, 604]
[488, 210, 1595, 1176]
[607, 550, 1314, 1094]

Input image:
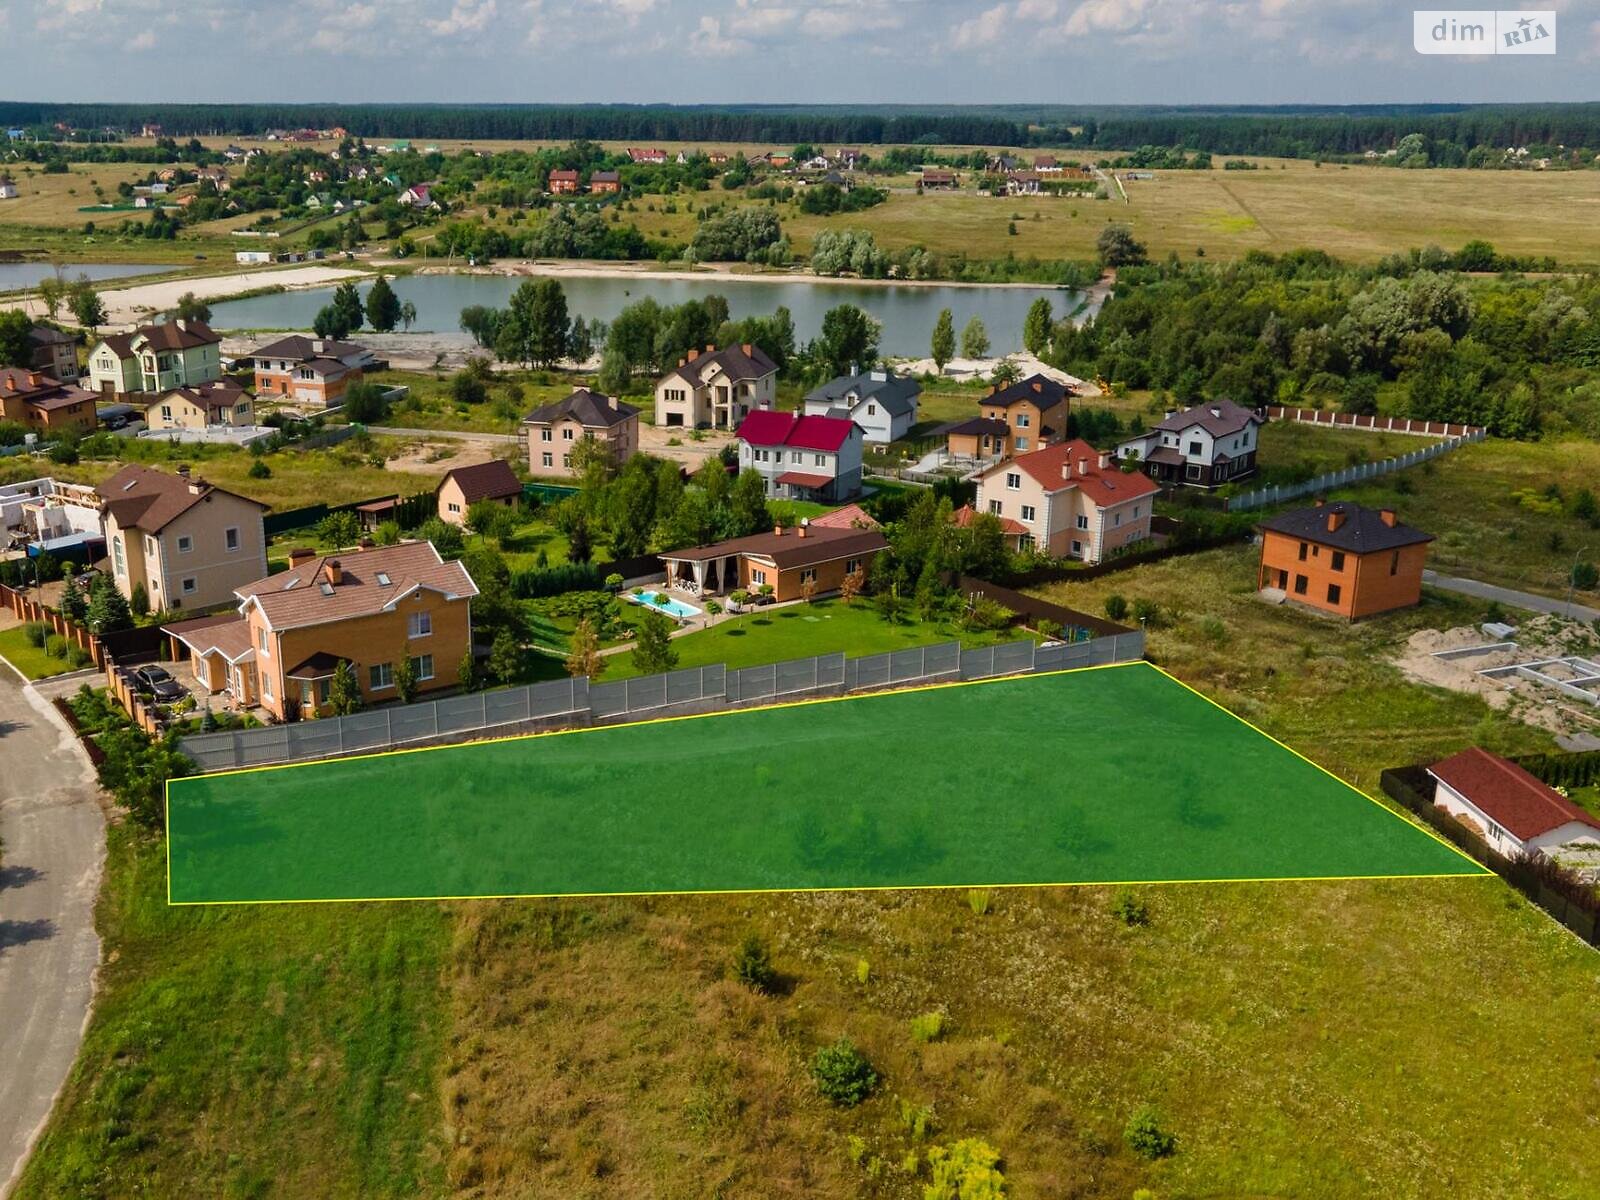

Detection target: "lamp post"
[1568, 546, 1591, 619]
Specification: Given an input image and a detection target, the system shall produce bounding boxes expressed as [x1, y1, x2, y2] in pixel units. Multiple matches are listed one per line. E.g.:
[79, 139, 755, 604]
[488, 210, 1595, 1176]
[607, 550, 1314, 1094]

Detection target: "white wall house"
[736, 410, 864, 504]
[1429, 747, 1600, 872]
[1117, 399, 1262, 489]
[801, 369, 920, 444]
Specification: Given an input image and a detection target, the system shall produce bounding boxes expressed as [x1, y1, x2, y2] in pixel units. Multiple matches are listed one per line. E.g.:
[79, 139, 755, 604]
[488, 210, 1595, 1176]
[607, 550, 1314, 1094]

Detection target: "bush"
[45, 634, 69, 659]
[67, 645, 91, 669]
[1103, 594, 1129, 622]
[925, 1139, 1005, 1200]
[811, 1037, 878, 1107]
[247, 458, 272, 479]
[731, 931, 778, 993]
[1124, 1105, 1177, 1159]
[1132, 598, 1161, 627]
[1573, 561, 1599, 592]
[24, 622, 48, 648]
[909, 1012, 946, 1044]
[1111, 887, 1150, 926]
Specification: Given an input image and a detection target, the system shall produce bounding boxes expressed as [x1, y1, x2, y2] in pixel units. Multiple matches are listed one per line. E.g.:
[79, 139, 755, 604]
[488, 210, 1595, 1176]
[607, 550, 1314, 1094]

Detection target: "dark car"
[133, 665, 185, 702]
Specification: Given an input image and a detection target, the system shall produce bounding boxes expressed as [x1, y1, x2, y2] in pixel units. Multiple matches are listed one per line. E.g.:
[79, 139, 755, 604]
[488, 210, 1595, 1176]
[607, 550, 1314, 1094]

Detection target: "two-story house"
[522, 387, 640, 478]
[96, 464, 268, 612]
[27, 325, 80, 380]
[1256, 500, 1432, 619]
[0, 368, 99, 436]
[1117, 399, 1263, 488]
[87, 319, 222, 399]
[548, 169, 580, 194]
[801, 369, 921, 444]
[736, 410, 864, 503]
[971, 438, 1159, 564]
[163, 541, 478, 721]
[146, 380, 256, 431]
[248, 334, 375, 408]
[942, 374, 1072, 462]
[654, 344, 777, 430]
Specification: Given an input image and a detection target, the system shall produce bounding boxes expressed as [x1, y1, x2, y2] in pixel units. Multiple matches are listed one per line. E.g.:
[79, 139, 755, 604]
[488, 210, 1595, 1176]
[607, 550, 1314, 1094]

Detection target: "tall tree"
[366, 275, 401, 333]
[173, 292, 212, 323]
[331, 280, 365, 334]
[630, 611, 678, 676]
[0, 309, 32, 368]
[931, 308, 955, 374]
[399, 300, 418, 332]
[86, 572, 133, 634]
[69, 282, 106, 331]
[565, 617, 604, 679]
[313, 303, 353, 340]
[1022, 296, 1053, 356]
[727, 469, 773, 538]
[960, 316, 990, 360]
[816, 304, 879, 377]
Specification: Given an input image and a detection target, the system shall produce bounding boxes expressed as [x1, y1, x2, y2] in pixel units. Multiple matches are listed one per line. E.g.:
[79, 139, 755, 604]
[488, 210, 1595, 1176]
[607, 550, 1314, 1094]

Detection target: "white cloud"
[952, 3, 1008, 48]
[1015, 0, 1059, 21]
[688, 14, 749, 55]
[727, 0, 798, 38]
[427, 0, 497, 36]
[799, 1, 904, 38]
[1063, 0, 1149, 37]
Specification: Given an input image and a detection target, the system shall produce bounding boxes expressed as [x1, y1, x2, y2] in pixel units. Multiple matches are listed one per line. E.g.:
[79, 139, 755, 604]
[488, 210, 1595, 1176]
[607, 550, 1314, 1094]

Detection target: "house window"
[1015, 413, 1030, 428]
[447, 502, 461, 514]
[1391, 550, 1400, 576]
[814, 454, 826, 467]
[800, 569, 817, 584]
[1293, 574, 1308, 595]
[1186, 465, 1201, 480]
[1071, 540, 1083, 557]
[160, 405, 172, 421]
[563, 427, 575, 440]
[1331, 551, 1346, 572]
[562, 454, 571, 469]
[1133, 505, 1141, 518]
[1015, 437, 1029, 451]
[409, 654, 434, 682]
[542, 452, 553, 467]
[1327, 583, 1343, 606]
[988, 499, 1002, 515]
[112, 537, 125, 574]
[182, 577, 196, 594]
[751, 567, 767, 585]
[540, 429, 552, 442]
[845, 558, 860, 573]
[369, 662, 394, 690]
[146, 535, 158, 556]
[1076, 514, 1089, 530]
[225, 527, 240, 552]
[1114, 512, 1122, 527]
[1005, 473, 1021, 491]
[791, 451, 803, 464]
[1188, 440, 1202, 456]
[1298, 541, 1308, 562]
[408, 611, 432, 638]
[866, 404, 876, 416]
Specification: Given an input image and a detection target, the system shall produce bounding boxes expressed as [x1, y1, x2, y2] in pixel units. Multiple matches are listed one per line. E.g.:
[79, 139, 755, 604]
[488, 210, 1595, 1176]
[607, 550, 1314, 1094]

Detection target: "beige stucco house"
[87, 319, 222, 399]
[147, 380, 256, 431]
[654, 343, 777, 430]
[971, 438, 1159, 564]
[96, 464, 268, 612]
[522, 388, 640, 477]
[435, 460, 522, 527]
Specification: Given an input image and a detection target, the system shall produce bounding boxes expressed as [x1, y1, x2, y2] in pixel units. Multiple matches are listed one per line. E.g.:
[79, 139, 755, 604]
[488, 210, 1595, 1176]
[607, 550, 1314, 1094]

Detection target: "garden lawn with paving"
[0, 624, 82, 679]
[167, 662, 1479, 905]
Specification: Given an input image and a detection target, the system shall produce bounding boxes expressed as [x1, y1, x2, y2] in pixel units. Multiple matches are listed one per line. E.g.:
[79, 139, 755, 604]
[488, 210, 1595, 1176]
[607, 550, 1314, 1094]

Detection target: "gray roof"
[249, 334, 368, 363]
[1257, 502, 1433, 554]
[804, 370, 921, 420]
[1151, 399, 1262, 438]
[667, 344, 777, 388]
[523, 387, 638, 429]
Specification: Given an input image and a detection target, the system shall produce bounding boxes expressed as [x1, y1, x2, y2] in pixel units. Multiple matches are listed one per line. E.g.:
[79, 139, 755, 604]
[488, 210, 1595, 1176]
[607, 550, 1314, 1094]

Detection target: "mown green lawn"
[0, 624, 80, 679]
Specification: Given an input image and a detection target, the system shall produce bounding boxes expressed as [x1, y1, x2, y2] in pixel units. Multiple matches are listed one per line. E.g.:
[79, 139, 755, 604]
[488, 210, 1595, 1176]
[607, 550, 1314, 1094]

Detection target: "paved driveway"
[0, 666, 105, 1199]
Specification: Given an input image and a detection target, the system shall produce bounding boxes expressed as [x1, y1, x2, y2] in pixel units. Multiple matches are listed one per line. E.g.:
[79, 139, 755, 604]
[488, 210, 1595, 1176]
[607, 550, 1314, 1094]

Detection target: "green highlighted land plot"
[167, 663, 1483, 904]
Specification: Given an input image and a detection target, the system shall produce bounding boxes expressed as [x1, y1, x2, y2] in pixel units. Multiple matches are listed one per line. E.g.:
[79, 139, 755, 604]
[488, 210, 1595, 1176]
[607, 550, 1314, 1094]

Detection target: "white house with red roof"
[736, 410, 864, 503]
[972, 438, 1159, 563]
[1428, 748, 1600, 872]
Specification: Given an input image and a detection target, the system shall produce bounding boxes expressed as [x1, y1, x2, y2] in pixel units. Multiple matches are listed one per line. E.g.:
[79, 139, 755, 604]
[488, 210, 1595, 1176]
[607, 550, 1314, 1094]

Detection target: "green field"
[168, 663, 1478, 905]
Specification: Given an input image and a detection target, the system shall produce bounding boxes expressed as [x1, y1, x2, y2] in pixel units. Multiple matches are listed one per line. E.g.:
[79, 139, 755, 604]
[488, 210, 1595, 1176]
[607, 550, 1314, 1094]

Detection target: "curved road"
[0, 664, 105, 1199]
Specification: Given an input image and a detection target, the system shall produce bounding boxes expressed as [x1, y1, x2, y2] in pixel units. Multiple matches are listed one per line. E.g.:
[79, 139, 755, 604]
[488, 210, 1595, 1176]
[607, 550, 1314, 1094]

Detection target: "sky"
[1, 0, 1597, 104]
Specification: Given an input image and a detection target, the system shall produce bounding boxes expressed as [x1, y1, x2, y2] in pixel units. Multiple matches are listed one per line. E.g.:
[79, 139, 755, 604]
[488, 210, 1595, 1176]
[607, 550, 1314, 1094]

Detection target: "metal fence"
[1226, 429, 1487, 513]
[177, 630, 1144, 773]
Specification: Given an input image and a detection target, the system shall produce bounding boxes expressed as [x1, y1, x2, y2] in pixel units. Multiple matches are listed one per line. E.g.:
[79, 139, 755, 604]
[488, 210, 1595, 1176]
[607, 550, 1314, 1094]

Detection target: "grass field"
[167, 663, 1478, 905]
[0, 624, 79, 679]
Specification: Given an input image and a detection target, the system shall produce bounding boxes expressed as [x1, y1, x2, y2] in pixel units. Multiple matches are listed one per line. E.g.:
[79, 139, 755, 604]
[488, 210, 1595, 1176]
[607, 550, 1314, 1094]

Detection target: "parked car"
[133, 665, 185, 702]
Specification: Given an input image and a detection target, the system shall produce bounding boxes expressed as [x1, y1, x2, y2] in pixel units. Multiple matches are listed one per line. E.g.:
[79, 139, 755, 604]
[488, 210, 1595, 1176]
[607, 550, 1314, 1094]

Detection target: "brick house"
[660, 522, 887, 602]
[436, 460, 523, 526]
[590, 170, 621, 194]
[1117, 399, 1263, 488]
[942, 374, 1072, 462]
[654, 343, 777, 430]
[0, 367, 98, 436]
[87, 319, 223, 399]
[147, 380, 256, 431]
[248, 334, 374, 408]
[97, 464, 268, 612]
[522, 388, 639, 478]
[971, 438, 1159, 563]
[736, 410, 864, 503]
[1256, 500, 1433, 619]
[548, 168, 580, 194]
[163, 541, 478, 720]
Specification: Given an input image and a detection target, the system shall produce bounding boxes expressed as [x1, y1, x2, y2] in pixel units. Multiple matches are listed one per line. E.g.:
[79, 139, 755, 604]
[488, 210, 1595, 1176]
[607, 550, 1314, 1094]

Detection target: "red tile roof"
[775, 470, 833, 488]
[736, 410, 856, 453]
[1429, 748, 1600, 842]
[808, 503, 880, 531]
[952, 504, 1027, 536]
[1002, 439, 1160, 509]
[236, 541, 477, 630]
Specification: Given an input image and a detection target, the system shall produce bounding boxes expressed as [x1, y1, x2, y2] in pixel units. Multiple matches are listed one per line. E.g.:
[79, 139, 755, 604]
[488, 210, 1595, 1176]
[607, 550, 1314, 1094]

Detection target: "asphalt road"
[0, 666, 105, 1199]
[1423, 570, 1600, 624]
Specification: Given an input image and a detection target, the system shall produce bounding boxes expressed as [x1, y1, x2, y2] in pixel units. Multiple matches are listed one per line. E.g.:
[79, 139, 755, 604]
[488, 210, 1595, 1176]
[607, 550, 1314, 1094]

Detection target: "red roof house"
[736, 410, 864, 504]
[1428, 748, 1600, 863]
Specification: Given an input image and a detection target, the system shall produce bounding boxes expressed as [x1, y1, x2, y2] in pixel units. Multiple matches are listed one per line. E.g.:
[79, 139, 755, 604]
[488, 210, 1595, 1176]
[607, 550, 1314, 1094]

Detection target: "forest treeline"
[6, 102, 1600, 160]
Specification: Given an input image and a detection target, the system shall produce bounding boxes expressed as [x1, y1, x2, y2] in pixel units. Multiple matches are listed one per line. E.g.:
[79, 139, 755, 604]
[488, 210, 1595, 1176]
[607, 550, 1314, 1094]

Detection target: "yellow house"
[654, 344, 777, 430]
[164, 541, 479, 721]
[96, 464, 268, 611]
[147, 380, 256, 431]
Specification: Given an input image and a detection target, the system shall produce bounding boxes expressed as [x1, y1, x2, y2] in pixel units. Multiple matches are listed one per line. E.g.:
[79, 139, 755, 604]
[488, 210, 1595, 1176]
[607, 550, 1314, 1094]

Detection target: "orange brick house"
[659, 523, 887, 603]
[164, 541, 478, 721]
[1256, 500, 1433, 619]
[942, 374, 1073, 462]
[436, 460, 523, 526]
[590, 170, 621, 194]
[548, 168, 580, 194]
[0, 367, 98, 436]
[249, 335, 373, 409]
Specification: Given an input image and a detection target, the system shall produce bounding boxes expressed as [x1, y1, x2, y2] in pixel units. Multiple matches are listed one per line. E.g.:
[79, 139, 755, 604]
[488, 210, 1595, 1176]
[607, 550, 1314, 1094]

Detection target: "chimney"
[1326, 509, 1346, 533]
[1098, 451, 1111, 470]
[1076, 457, 1089, 477]
[287, 546, 316, 568]
[798, 519, 808, 539]
[684, 349, 698, 363]
[1379, 508, 1397, 527]
[1164, 409, 1177, 421]
[28, 371, 43, 388]
[705, 343, 716, 354]
[742, 342, 754, 357]
[773, 523, 785, 537]
[187, 477, 206, 495]
[1031, 380, 1043, 393]
[324, 559, 343, 586]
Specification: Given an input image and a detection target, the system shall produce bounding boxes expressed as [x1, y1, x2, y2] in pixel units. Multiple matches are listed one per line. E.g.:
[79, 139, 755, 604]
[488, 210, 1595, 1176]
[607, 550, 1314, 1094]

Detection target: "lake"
[205, 271, 1085, 357]
[0, 262, 170, 291]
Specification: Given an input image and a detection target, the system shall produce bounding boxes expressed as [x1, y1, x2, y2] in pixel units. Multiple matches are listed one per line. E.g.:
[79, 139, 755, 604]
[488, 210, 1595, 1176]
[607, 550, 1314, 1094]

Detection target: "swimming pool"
[627, 591, 702, 620]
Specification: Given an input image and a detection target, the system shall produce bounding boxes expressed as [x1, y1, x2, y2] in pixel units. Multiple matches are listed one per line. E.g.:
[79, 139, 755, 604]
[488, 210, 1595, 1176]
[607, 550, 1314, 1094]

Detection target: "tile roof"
[1150, 398, 1262, 438]
[1257, 502, 1433, 554]
[804, 369, 921, 419]
[96, 464, 266, 533]
[983, 374, 1073, 413]
[1429, 748, 1600, 842]
[439, 459, 522, 504]
[952, 504, 1028, 536]
[996, 438, 1161, 508]
[522, 388, 638, 429]
[249, 334, 369, 363]
[0, 368, 96, 412]
[942, 416, 1010, 439]
[237, 541, 478, 631]
[737, 410, 856, 453]
[666, 343, 777, 388]
[775, 470, 834, 488]
[164, 614, 256, 663]
[807, 503, 880, 531]
[133, 319, 219, 351]
[662, 524, 887, 570]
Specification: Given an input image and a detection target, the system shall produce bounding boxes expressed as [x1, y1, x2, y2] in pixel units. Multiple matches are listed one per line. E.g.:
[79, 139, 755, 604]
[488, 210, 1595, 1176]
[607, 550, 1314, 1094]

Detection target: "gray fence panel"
[235, 725, 293, 766]
[339, 710, 391, 753]
[663, 666, 707, 707]
[926, 641, 962, 677]
[389, 701, 438, 744]
[435, 692, 488, 735]
[817, 652, 847, 690]
[738, 663, 778, 701]
[287, 720, 344, 761]
[588, 679, 629, 718]
[888, 646, 928, 683]
[774, 656, 819, 696]
[960, 644, 994, 680]
[855, 651, 892, 691]
[482, 686, 531, 727]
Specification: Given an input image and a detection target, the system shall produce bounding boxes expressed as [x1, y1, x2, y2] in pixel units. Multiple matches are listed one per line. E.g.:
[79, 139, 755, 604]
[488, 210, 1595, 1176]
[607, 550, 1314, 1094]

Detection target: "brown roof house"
[249, 334, 376, 409]
[1256, 501, 1432, 620]
[97, 464, 268, 612]
[942, 374, 1073, 464]
[87, 319, 222, 399]
[1429, 747, 1600, 873]
[0, 367, 98, 436]
[164, 541, 479, 721]
[1117, 399, 1263, 489]
[147, 380, 256, 431]
[654, 344, 777, 431]
[436, 460, 523, 526]
[660, 521, 887, 603]
[27, 325, 80, 380]
[522, 388, 640, 478]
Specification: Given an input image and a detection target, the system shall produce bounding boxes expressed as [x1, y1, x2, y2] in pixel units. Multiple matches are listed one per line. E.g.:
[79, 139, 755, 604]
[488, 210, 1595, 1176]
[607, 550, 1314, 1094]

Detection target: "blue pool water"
[628, 591, 701, 620]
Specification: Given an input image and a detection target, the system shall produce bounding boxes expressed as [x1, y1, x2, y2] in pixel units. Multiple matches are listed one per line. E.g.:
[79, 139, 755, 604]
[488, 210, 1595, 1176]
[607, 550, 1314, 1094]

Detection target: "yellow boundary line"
[164, 659, 1491, 906]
